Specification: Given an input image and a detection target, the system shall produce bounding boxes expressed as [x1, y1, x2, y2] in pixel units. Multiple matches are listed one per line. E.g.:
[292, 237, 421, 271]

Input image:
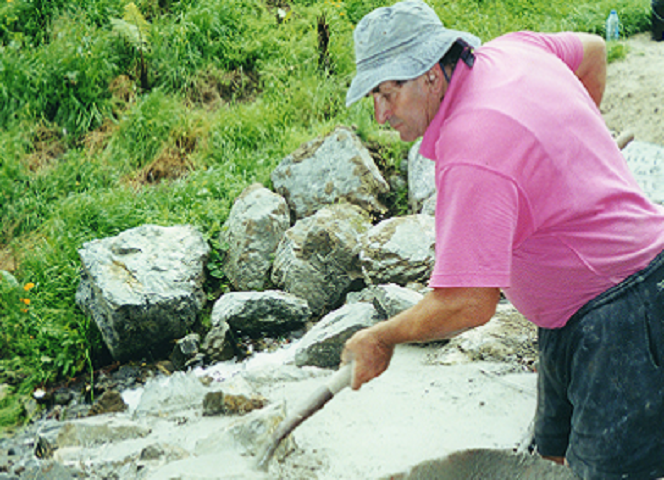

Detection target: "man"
[341, 1, 664, 478]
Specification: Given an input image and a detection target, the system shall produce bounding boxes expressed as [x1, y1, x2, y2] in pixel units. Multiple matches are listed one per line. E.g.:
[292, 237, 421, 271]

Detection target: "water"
[122, 339, 302, 414]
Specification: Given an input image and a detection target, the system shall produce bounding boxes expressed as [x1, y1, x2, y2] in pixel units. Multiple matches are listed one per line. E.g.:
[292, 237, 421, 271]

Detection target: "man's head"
[346, 0, 480, 140]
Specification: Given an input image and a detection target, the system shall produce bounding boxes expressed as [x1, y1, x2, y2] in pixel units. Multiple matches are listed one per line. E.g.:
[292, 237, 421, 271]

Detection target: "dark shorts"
[535, 250, 664, 480]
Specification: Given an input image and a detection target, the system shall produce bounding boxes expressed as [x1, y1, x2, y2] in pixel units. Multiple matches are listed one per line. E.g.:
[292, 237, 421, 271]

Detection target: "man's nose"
[373, 96, 390, 124]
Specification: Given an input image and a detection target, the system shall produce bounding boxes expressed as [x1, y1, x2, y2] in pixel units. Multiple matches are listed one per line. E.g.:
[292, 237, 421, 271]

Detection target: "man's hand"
[342, 326, 395, 390]
[341, 287, 500, 390]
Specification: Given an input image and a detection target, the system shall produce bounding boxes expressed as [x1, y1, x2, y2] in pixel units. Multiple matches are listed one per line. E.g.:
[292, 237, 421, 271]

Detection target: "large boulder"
[271, 203, 372, 316]
[220, 183, 290, 291]
[360, 214, 436, 286]
[210, 290, 311, 339]
[76, 225, 209, 362]
[294, 302, 381, 368]
[270, 126, 389, 221]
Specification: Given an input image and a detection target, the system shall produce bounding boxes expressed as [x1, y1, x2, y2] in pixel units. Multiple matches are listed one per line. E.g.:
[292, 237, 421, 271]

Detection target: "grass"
[0, 0, 653, 429]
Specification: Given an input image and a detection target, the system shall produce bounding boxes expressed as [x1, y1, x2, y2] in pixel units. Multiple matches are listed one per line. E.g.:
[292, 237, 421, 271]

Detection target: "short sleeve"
[500, 31, 584, 72]
[429, 164, 520, 288]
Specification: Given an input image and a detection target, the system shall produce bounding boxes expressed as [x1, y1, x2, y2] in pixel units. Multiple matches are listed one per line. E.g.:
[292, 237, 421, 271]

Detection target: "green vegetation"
[0, 0, 652, 429]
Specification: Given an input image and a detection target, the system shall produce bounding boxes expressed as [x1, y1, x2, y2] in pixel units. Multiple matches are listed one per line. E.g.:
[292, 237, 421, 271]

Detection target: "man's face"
[371, 76, 433, 142]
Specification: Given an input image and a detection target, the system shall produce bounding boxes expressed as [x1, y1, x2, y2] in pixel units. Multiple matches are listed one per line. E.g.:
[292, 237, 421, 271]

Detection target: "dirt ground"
[601, 33, 664, 146]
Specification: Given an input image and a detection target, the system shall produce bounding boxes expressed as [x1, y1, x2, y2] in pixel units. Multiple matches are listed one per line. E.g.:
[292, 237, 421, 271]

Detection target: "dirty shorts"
[535, 249, 664, 480]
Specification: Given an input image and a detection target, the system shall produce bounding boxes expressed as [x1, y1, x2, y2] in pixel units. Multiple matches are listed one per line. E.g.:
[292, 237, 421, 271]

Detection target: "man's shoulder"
[483, 31, 582, 62]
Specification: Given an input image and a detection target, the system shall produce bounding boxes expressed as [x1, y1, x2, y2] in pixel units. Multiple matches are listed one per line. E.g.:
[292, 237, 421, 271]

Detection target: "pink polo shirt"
[421, 32, 664, 328]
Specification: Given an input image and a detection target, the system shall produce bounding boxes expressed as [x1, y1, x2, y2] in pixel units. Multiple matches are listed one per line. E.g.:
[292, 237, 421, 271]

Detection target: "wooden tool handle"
[256, 363, 353, 471]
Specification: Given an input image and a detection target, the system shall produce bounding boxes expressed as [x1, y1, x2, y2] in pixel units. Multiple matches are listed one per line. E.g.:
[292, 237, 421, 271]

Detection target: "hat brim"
[346, 30, 480, 107]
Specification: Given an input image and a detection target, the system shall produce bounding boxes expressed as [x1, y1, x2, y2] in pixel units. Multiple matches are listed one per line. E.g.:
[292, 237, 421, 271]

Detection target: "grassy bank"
[0, 0, 653, 428]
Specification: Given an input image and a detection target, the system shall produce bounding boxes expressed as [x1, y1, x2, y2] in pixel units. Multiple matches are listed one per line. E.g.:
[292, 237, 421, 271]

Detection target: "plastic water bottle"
[606, 10, 620, 41]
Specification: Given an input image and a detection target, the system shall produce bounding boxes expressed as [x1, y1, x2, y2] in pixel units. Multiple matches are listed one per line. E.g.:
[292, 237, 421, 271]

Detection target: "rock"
[202, 391, 267, 416]
[360, 214, 436, 286]
[428, 304, 538, 371]
[195, 401, 294, 460]
[347, 283, 423, 319]
[421, 194, 436, 216]
[170, 333, 201, 371]
[295, 302, 381, 368]
[56, 416, 151, 448]
[201, 322, 236, 363]
[407, 139, 436, 213]
[134, 371, 207, 417]
[201, 391, 225, 416]
[87, 390, 128, 416]
[138, 442, 190, 463]
[271, 203, 372, 315]
[76, 224, 210, 362]
[211, 290, 311, 339]
[16, 460, 78, 480]
[221, 183, 290, 291]
[34, 434, 55, 459]
[271, 126, 389, 220]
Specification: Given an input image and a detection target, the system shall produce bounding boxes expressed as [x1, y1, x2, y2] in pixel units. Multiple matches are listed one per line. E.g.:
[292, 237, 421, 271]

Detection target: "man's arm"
[573, 33, 607, 108]
[341, 287, 501, 390]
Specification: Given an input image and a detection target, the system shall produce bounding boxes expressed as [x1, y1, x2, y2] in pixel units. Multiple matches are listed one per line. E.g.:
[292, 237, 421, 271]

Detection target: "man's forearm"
[372, 287, 501, 346]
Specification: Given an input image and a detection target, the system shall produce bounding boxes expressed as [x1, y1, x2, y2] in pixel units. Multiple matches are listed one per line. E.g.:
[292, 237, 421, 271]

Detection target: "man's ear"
[426, 64, 446, 93]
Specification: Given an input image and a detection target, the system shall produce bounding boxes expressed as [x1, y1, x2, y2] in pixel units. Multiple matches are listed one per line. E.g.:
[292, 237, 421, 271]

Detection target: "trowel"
[256, 361, 353, 471]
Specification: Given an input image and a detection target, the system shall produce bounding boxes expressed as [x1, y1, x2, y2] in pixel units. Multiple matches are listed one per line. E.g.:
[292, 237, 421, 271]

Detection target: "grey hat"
[346, 0, 481, 107]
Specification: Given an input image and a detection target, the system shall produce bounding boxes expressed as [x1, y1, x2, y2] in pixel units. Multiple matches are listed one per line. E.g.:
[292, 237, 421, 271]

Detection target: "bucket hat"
[346, 0, 481, 107]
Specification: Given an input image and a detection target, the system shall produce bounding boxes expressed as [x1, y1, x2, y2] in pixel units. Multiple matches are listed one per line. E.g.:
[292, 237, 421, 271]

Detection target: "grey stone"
[429, 305, 538, 370]
[139, 443, 190, 463]
[76, 224, 210, 361]
[202, 391, 266, 416]
[87, 390, 128, 416]
[271, 203, 372, 315]
[133, 371, 207, 417]
[407, 139, 436, 213]
[195, 402, 294, 460]
[347, 283, 423, 320]
[170, 333, 201, 370]
[202, 391, 225, 416]
[360, 214, 436, 286]
[201, 322, 236, 363]
[18, 460, 77, 480]
[271, 126, 389, 220]
[221, 183, 290, 291]
[56, 416, 151, 448]
[295, 302, 381, 368]
[421, 194, 436, 216]
[211, 290, 311, 338]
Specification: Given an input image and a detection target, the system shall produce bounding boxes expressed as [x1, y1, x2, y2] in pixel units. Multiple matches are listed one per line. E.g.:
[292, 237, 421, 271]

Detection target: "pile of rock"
[75, 126, 439, 372]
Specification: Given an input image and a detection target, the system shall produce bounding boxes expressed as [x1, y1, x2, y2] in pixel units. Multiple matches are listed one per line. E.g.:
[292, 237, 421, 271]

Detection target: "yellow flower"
[21, 298, 31, 305]
[21, 308, 28, 313]
[24, 282, 35, 291]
